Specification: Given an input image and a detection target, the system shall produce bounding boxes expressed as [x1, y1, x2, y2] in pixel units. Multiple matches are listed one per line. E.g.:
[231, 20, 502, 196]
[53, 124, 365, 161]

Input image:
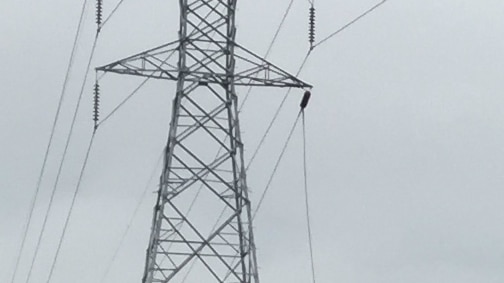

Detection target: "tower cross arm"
[96, 40, 312, 89]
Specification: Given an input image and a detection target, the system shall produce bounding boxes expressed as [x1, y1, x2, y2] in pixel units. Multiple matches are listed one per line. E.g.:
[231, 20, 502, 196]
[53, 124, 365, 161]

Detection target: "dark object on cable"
[300, 90, 311, 109]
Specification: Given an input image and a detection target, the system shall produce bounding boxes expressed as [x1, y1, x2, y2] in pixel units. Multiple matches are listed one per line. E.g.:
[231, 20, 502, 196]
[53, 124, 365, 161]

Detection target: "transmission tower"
[97, 1, 310, 282]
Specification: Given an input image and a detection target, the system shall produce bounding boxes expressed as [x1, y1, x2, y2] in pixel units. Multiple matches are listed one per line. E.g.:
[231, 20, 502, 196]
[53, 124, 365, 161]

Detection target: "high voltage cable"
[25, 35, 99, 283]
[100, 0, 127, 30]
[253, 111, 302, 219]
[246, 50, 312, 170]
[46, 131, 97, 283]
[9, 1, 89, 283]
[97, 75, 153, 127]
[302, 111, 316, 283]
[313, 0, 388, 49]
[247, 0, 390, 168]
[239, 0, 295, 109]
[26, 40, 100, 283]
[99, 150, 164, 283]
[249, 0, 392, 216]
[249, 48, 313, 222]
[43, 34, 98, 283]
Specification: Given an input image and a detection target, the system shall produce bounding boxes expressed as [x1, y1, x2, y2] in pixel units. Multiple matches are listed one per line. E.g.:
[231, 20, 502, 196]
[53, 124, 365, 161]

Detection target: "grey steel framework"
[97, 1, 310, 283]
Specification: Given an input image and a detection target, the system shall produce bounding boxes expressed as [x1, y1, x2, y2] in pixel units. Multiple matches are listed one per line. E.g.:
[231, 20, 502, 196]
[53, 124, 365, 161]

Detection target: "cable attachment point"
[300, 90, 312, 110]
[309, 6, 316, 49]
[96, 0, 103, 31]
[93, 81, 100, 130]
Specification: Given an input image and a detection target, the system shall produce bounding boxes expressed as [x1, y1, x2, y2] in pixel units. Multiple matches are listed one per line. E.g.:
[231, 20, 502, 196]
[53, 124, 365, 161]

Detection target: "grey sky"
[2, 0, 504, 283]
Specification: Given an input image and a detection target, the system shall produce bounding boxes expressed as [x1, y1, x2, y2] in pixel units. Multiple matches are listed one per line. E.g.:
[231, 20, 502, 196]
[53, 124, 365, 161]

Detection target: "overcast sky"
[2, 0, 504, 283]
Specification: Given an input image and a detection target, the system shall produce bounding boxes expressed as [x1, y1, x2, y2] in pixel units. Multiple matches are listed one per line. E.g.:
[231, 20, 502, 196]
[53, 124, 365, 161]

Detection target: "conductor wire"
[302, 111, 316, 283]
[10, 1, 88, 282]
[100, 0, 126, 31]
[46, 130, 97, 283]
[99, 150, 164, 283]
[43, 34, 100, 283]
[252, 111, 301, 219]
[246, 50, 311, 170]
[239, 0, 295, 109]
[313, 0, 388, 49]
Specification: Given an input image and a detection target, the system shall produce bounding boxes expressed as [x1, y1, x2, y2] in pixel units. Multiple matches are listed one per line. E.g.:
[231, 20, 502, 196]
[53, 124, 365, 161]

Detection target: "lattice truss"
[97, 1, 310, 283]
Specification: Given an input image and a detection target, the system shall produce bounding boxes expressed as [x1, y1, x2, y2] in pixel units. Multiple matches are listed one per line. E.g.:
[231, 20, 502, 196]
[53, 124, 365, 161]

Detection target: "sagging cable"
[301, 108, 316, 283]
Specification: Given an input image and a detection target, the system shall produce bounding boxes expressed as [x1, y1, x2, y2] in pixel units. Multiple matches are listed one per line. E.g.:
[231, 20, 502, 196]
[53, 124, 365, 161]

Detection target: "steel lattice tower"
[97, 1, 310, 282]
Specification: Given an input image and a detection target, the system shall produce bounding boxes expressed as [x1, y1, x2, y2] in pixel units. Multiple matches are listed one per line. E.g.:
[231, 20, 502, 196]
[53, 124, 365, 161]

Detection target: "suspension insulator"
[300, 90, 312, 109]
[309, 6, 316, 46]
[96, 0, 103, 27]
[93, 82, 100, 128]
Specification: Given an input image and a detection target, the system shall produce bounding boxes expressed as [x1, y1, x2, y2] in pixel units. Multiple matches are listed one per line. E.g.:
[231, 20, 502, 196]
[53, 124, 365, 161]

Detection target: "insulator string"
[96, 0, 103, 32]
[93, 77, 100, 130]
[309, 5, 316, 50]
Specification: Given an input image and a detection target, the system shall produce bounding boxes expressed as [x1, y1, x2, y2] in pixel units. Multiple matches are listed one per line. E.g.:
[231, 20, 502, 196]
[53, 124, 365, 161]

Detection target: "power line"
[218, 111, 304, 280]
[97, 75, 152, 128]
[252, 111, 301, 219]
[302, 111, 316, 283]
[249, 0, 391, 217]
[46, 130, 97, 283]
[246, 50, 312, 170]
[99, 150, 164, 283]
[313, 0, 389, 49]
[247, 0, 391, 169]
[99, 0, 128, 30]
[239, 0, 295, 109]
[9, 1, 89, 283]
[25, 35, 100, 283]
